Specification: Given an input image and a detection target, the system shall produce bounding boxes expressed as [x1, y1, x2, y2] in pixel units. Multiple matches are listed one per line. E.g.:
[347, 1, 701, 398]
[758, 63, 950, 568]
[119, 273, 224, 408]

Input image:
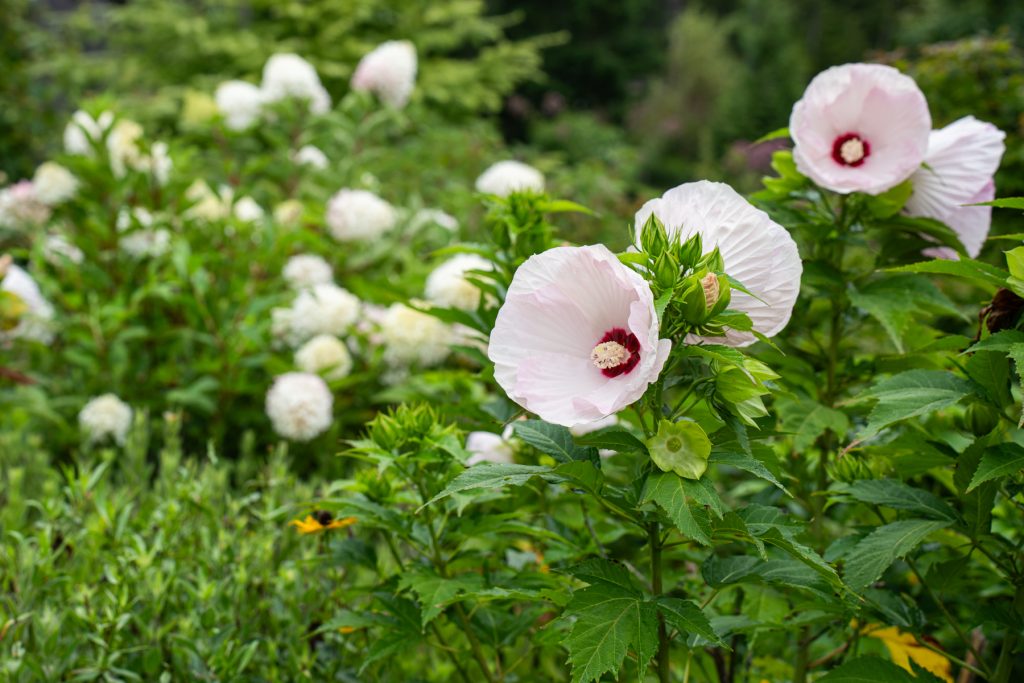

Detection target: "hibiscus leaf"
[709, 446, 790, 495]
[848, 275, 962, 353]
[888, 259, 1009, 290]
[422, 464, 553, 508]
[842, 520, 950, 592]
[557, 581, 659, 683]
[398, 569, 485, 627]
[574, 427, 648, 455]
[816, 656, 918, 682]
[967, 443, 1024, 492]
[775, 397, 850, 452]
[641, 472, 713, 545]
[514, 420, 598, 463]
[830, 480, 958, 522]
[852, 370, 976, 438]
[656, 597, 723, 645]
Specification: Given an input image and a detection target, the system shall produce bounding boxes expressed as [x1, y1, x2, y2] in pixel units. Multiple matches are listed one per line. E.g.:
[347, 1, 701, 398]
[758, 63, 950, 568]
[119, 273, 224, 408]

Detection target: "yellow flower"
[861, 623, 953, 682]
[289, 511, 357, 534]
[338, 626, 357, 634]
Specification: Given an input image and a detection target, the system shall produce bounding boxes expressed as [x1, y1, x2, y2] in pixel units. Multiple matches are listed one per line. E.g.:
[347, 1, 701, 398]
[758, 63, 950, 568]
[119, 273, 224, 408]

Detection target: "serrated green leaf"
[888, 259, 1008, 290]
[843, 520, 950, 591]
[573, 427, 647, 456]
[562, 583, 659, 683]
[817, 656, 918, 682]
[831, 480, 958, 522]
[967, 443, 1024, 491]
[709, 447, 790, 495]
[422, 464, 553, 507]
[641, 472, 713, 545]
[399, 570, 485, 627]
[656, 597, 723, 645]
[776, 397, 850, 452]
[848, 275, 962, 352]
[853, 370, 975, 438]
[514, 420, 597, 463]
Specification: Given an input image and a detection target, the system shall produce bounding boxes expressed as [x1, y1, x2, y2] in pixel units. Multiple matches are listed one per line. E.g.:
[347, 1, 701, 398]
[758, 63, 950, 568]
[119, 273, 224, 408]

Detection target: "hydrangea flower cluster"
[78, 394, 133, 445]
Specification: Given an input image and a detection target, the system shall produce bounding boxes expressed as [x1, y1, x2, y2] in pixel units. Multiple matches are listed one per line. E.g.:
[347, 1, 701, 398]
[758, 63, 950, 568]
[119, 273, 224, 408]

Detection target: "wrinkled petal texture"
[907, 116, 1005, 258]
[790, 63, 931, 195]
[635, 181, 802, 347]
[489, 245, 670, 428]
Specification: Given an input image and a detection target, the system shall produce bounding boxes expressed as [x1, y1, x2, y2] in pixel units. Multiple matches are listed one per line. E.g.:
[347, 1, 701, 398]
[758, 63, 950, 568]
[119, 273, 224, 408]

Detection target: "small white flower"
[107, 119, 146, 178]
[425, 254, 494, 311]
[283, 254, 333, 290]
[33, 162, 78, 205]
[295, 334, 353, 381]
[116, 207, 154, 232]
[148, 142, 173, 186]
[215, 80, 265, 130]
[42, 234, 84, 265]
[412, 208, 458, 232]
[261, 53, 331, 115]
[121, 229, 171, 258]
[64, 110, 114, 156]
[265, 372, 333, 441]
[0, 181, 51, 231]
[274, 283, 361, 347]
[325, 188, 396, 241]
[273, 199, 305, 228]
[466, 427, 516, 466]
[233, 197, 265, 223]
[185, 181, 233, 222]
[380, 302, 451, 367]
[475, 160, 545, 197]
[1, 264, 55, 343]
[294, 145, 328, 169]
[79, 394, 133, 445]
[351, 40, 418, 108]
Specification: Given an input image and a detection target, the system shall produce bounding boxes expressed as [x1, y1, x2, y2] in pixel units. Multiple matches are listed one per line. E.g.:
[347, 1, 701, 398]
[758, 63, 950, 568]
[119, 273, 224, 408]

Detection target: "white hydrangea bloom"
[273, 199, 304, 228]
[265, 372, 333, 441]
[64, 110, 114, 156]
[295, 334, 353, 381]
[425, 254, 493, 311]
[0, 181, 51, 230]
[294, 145, 328, 169]
[475, 160, 545, 197]
[78, 394, 133, 445]
[411, 208, 458, 232]
[380, 302, 451, 367]
[33, 162, 78, 205]
[1, 264, 55, 343]
[215, 80, 265, 130]
[121, 229, 171, 258]
[274, 283, 361, 347]
[233, 197, 265, 223]
[283, 254, 333, 290]
[147, 142, 173, 186]
[325, 188, 396, 241]
[261, 53, 331, 115]
[107, 119, 147, 178]
[185, 181, 233, 222]
[350, 40, 418, 108]
[43, 234, 84, 265]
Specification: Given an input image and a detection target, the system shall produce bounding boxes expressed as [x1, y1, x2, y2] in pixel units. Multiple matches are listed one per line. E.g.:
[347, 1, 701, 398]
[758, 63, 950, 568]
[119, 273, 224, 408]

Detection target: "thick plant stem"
[651, 522, 671, 683]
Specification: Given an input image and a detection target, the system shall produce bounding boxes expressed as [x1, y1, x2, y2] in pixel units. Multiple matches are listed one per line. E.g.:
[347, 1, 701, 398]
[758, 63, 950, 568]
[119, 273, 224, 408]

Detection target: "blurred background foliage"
[3, 0, 1024, 220]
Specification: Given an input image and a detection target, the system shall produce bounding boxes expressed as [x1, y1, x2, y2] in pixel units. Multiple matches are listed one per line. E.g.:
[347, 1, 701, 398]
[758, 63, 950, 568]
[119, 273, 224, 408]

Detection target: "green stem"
[991, 585, 1024, 683]
[651, 522, 671, 683]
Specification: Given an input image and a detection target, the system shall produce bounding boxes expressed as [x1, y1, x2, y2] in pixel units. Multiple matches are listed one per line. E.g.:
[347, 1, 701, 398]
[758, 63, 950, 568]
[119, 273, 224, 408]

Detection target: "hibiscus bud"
[700, 273, 720, 309]
[653, 252, 679, 289]
[639, 214, 668, 256]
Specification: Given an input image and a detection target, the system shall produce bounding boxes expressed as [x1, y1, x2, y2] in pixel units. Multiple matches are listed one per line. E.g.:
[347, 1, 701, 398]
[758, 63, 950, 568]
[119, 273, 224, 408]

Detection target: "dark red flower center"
[590, 327, 641, 378]
[831, 132, 870, 167]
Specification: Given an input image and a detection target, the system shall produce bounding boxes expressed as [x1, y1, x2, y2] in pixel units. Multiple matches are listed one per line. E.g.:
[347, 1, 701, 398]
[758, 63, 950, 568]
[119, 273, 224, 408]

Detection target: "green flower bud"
[647, 419, 711, 480]
[963, 402, 1000, 437]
